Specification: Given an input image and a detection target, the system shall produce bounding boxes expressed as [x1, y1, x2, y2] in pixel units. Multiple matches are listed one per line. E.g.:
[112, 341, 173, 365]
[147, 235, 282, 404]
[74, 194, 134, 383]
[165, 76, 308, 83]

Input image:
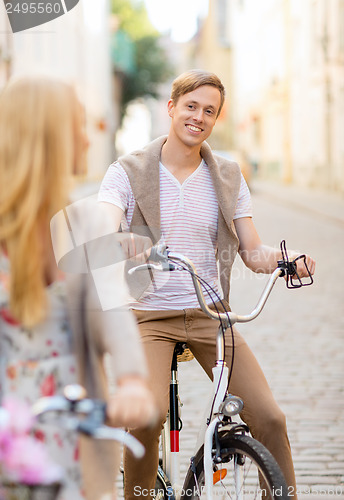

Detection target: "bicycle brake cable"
[184, 270, 235, 397]
[169, 259, 235, 422]
[168, 257, 230, 338]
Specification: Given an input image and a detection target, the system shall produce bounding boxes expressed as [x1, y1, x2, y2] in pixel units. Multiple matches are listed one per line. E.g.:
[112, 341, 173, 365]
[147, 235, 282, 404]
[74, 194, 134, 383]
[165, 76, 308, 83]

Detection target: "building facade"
[192, 0, 344, 192]
[0, 0, 114, 180]
[0, 5, 12, 87]
[229, 0, 344, 192]
[188, 0, 234, 150]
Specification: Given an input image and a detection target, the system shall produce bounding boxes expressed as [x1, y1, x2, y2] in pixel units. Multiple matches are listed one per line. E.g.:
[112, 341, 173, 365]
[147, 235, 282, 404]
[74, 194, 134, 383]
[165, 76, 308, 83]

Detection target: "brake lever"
[128, 244, 176, 275]
[90, 427, 145, 458]
[128, 263, 163, 275]
[128, 261, 177, 275]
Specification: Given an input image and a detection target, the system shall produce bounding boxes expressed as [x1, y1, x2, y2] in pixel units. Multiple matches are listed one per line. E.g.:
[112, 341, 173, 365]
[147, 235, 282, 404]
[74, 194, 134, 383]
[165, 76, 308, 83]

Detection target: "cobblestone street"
[177, 181, 344, 500]
[117, 181, 344, 500]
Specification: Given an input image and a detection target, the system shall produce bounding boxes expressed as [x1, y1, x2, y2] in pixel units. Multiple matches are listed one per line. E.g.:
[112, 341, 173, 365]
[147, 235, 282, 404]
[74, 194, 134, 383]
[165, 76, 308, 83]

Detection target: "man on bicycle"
[98, 69, 315, 499]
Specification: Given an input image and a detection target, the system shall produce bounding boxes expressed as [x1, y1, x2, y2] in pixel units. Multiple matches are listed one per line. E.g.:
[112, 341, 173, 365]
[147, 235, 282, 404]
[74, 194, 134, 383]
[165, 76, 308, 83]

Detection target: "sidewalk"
[251, 178, 344, 227]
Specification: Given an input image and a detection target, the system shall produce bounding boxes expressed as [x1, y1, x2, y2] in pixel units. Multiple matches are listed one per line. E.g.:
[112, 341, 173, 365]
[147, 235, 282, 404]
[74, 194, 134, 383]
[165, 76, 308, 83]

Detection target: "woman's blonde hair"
[170, 69, 226, 118]
[0, 76, 86, 327]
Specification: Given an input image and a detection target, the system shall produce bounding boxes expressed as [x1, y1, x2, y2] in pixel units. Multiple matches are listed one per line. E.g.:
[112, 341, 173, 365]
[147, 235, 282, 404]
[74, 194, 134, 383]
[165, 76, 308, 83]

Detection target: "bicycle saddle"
[174, 342, 194, 363]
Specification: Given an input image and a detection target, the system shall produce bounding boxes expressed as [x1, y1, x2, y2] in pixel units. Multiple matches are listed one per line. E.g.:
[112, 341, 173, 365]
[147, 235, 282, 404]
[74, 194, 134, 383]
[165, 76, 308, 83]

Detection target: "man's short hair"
[170, 69, 225, 118]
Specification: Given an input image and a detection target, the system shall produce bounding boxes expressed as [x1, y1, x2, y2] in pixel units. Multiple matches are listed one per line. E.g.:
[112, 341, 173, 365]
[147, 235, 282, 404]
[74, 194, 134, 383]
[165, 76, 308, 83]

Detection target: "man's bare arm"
[99, 201, 124, 232]
[234, 217, 315, 277]
[99, 201, 152, 261]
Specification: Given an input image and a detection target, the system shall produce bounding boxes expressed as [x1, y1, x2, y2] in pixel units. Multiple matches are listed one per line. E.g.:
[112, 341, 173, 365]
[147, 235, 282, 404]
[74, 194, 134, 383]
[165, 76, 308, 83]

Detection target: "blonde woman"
[0, 77, 155, 499]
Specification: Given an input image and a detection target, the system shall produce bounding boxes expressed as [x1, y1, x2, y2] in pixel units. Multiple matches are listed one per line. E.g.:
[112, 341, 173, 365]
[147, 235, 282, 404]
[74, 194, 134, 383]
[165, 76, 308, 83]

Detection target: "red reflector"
[170, 430, 179, 452]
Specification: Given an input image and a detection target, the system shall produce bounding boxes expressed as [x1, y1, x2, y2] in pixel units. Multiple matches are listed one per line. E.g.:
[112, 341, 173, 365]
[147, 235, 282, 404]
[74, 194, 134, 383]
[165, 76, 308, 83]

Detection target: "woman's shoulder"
[0, 253, 68, 331]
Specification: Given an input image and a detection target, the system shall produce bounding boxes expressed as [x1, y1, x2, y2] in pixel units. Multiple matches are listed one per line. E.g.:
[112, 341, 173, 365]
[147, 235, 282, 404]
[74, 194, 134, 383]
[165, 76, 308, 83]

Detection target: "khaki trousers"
[124, 306, 297, 499]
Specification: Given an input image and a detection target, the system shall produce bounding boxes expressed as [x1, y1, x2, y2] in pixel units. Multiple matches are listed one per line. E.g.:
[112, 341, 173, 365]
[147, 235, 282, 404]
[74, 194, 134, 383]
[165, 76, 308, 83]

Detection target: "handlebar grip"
[149, 245, 159, 262]
[148, 243, 169, 263]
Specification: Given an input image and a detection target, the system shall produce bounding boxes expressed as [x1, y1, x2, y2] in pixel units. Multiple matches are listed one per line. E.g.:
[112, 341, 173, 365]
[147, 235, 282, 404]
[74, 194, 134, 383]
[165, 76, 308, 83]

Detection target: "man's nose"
[193, 109, 204, 122]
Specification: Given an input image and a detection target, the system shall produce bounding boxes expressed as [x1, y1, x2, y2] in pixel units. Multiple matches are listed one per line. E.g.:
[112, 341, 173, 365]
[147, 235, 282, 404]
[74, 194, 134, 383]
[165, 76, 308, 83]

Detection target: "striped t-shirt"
[98, 160, 252, 310]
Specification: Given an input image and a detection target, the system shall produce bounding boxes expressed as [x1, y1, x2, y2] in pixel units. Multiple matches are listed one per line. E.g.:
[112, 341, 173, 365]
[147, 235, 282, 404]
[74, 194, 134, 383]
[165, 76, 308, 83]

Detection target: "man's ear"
[167, 100, 174, 118]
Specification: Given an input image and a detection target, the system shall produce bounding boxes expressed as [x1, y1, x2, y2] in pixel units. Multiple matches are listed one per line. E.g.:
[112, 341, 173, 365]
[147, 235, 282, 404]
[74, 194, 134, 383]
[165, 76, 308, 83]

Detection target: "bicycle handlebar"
[32, 385, 145, 458]
[128, 240, 313, 327]
[160, 250, 284, 326]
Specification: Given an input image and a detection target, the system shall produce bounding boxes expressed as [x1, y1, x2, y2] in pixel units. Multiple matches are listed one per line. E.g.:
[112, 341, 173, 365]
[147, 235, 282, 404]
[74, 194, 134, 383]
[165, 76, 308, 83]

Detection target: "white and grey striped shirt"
[98, 160, 252, 310]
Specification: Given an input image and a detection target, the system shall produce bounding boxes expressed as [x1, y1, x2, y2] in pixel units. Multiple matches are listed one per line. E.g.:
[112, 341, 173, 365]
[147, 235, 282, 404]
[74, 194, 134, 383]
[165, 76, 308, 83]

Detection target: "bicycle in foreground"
[128, 240, 313, 500]
[0, 385, 144, 500]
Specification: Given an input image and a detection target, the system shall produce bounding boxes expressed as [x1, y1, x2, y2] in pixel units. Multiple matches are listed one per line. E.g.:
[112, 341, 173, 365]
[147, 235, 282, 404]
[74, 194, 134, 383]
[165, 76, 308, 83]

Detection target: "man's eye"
[206, 109, 214, 115]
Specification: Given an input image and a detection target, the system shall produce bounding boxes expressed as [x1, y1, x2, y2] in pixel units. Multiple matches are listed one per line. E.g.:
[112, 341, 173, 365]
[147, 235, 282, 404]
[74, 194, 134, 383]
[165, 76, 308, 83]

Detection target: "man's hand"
[119, 233, 153, 264]
[107, 376, 157, 430]
[289, 252, 316, 279]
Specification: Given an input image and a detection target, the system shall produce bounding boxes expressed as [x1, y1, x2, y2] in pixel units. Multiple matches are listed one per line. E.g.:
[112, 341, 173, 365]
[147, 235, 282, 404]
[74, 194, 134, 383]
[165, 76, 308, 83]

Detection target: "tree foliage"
[111, 0, 173, 118]
[111, 0, 157, 39]
[121, 35, 172, 108]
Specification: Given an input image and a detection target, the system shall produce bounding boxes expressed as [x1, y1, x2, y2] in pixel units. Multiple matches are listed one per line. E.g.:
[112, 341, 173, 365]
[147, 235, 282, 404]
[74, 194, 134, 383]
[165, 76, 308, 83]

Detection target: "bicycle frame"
[160, 333, 230, 500]
[155, 254, 285, 500]
[160, 348, 182, 493]
[129, 243, 312, 500]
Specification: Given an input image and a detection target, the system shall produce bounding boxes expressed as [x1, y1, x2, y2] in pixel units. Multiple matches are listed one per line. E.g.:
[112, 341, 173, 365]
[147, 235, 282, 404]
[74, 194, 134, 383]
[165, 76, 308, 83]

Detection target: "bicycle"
[0, 482, 61, 500]
[128, 240, 313, 500]
[0, 385, 144, 500]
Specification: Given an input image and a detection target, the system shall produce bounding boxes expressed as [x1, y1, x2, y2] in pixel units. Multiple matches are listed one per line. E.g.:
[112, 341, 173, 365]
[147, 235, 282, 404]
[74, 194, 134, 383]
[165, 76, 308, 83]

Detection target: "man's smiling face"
[167, 85, 222, 148]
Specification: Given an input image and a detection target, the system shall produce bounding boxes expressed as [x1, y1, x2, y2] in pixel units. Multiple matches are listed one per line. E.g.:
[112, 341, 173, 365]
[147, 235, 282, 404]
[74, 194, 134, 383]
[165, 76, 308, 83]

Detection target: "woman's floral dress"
[0, 256, 85, 499]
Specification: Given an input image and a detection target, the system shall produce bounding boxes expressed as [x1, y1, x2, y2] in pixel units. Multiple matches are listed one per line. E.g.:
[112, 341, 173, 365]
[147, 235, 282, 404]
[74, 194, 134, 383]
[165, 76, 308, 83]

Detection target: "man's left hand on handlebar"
[288, 251, 316, 279]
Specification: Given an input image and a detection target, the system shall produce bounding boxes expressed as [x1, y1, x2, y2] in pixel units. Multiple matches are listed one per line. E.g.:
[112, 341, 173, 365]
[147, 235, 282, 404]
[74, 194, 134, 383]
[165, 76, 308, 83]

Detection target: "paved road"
[116, 181, 344, 499]
[178, 182, 344, 500]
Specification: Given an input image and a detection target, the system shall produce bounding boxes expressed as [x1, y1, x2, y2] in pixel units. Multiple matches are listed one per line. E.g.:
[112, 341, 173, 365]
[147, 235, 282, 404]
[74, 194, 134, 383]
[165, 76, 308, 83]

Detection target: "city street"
[1, 0, 343, 498]
[116, 181, 344, 499]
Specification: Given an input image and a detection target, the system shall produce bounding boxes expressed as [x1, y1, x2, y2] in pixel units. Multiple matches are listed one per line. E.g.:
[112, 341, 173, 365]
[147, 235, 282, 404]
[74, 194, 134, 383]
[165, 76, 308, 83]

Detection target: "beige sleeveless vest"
[118, 136, 242, 303]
